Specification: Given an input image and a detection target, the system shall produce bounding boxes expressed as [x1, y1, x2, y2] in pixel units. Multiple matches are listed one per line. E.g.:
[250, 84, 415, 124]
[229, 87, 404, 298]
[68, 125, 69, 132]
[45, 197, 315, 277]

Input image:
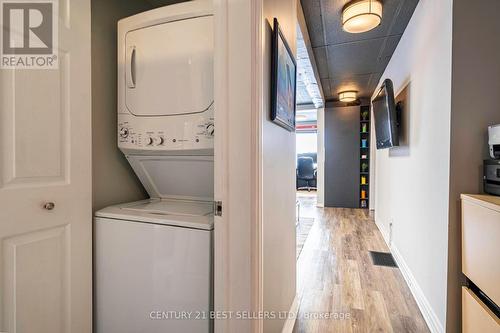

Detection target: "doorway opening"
[295, 108, 319, 259]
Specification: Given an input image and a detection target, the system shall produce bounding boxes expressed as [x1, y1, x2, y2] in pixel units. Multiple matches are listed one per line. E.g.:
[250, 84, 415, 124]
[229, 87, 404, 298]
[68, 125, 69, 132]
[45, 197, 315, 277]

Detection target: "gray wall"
[324, 105, 360, 208]
[262, 0, 297, 332]
[91, 0, 155, 211]
[447, 0, 500, 330]
[91, 0, 191, 211]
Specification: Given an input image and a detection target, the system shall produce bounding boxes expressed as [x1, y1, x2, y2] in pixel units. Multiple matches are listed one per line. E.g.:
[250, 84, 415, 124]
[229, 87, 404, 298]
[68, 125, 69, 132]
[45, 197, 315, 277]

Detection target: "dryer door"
[125, 15, 213, 117]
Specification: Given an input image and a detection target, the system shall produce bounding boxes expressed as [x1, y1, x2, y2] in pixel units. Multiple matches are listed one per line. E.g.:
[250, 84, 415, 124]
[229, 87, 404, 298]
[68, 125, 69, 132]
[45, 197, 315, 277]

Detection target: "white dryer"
[95, 1, 215, 332]
[117, 0, 214, 158]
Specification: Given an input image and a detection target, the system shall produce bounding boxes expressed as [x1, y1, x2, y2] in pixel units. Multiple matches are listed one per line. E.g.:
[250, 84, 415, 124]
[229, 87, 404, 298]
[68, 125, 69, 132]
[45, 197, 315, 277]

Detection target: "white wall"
[372, 0, 453, 331]
[262, 0, 297, 331]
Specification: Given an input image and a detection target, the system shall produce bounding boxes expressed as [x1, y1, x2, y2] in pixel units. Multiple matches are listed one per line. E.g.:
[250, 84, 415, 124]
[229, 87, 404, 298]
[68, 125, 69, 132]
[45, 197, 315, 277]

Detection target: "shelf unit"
[359, 105, 370, 208]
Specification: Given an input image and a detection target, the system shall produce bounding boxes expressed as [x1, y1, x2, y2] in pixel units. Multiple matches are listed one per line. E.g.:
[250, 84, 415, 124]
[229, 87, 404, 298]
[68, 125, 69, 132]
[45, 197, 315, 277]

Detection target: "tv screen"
[372, 79, 399, 149]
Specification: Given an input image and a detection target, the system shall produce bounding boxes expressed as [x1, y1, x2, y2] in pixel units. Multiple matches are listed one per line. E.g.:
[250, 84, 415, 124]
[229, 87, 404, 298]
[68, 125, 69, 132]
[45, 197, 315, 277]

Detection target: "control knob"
[206, 123, 215, 136]
[146, 137, 154, 145]
[157, 137, 164, 145]
[119, 127, 129, 138]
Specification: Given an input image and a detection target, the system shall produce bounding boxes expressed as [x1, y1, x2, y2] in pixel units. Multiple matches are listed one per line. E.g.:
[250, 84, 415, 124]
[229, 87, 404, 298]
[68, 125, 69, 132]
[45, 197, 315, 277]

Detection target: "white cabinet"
[462, 287, 500, 333]
[461, 194, 500, 332]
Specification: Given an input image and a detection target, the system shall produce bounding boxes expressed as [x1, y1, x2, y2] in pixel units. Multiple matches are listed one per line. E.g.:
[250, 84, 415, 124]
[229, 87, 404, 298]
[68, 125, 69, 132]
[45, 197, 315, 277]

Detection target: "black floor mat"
[369, 251, 398, 268]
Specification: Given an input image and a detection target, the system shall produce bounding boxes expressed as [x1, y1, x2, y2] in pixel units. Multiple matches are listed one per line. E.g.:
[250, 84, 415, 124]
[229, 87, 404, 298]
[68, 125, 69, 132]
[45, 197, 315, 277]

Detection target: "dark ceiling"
[300, 0, 419, 101]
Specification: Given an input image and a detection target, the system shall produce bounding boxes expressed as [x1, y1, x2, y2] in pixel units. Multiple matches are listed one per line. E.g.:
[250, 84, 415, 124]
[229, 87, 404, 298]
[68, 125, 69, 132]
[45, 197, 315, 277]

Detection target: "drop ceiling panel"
[301, 0, 419, 100]
[368, 72, 382, 94]
[327, 38, 385, 77]
[301, 0, 326, 48]
[330, 73, 376, 97]
[375, 34, 402, 72]
[390, 0, 420, 34]
[321, 0, 416, 45]
[313, 46, 329, 79]
[321, 78, 333, 98]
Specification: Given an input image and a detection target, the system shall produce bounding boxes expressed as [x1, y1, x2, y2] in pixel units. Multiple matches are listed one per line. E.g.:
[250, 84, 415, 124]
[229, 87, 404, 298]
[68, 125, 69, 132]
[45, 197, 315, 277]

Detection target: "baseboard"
[390, 245, 444, 333]
[375, 219, 390, 246]
[373, 218, 443, 333]
[281, 294, 300, 333]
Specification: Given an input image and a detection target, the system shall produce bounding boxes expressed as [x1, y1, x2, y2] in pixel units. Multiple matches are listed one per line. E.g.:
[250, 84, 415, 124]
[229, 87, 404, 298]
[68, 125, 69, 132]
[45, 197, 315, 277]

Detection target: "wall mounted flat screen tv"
[372, 79, 399, 149]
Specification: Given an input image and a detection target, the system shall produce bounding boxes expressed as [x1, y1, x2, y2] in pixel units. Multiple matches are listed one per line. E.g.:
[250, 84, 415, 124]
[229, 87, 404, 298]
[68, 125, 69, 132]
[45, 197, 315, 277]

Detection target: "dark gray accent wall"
[324, 105, 360, 208]
[446, 0, 500, 330]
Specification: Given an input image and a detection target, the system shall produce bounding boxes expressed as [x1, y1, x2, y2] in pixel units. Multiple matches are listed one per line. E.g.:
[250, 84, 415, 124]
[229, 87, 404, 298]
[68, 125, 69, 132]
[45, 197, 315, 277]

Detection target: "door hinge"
[214, 201, 223, 217]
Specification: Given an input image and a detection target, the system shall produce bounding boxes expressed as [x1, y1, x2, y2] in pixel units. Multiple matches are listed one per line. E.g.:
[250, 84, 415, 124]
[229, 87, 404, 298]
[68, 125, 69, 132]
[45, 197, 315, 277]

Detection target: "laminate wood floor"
[293, 207, 429, 333]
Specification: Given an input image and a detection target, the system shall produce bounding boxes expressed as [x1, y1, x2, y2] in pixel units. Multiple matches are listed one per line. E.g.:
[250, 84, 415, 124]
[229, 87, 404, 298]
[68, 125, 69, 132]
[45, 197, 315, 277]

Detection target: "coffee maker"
[484, 124, 500, 196]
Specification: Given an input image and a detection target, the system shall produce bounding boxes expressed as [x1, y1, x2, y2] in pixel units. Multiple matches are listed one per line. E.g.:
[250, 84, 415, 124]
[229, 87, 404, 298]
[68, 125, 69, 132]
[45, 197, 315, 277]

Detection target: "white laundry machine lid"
[126, 155, 214, 201]
[95, 198, 214, 230]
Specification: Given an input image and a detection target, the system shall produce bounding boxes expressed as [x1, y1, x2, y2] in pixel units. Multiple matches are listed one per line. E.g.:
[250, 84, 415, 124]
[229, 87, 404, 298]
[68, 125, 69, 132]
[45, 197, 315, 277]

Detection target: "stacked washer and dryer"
[95, 2, 215, 332]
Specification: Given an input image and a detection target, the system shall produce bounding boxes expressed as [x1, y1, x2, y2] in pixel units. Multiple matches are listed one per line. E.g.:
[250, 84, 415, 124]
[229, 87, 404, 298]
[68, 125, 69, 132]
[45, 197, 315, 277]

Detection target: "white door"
[0, 1, 92, 332]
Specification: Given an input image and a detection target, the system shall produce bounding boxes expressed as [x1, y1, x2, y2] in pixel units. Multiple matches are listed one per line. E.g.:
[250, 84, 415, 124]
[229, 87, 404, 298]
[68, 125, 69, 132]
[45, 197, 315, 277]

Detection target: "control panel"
[118, 107, 214, 154]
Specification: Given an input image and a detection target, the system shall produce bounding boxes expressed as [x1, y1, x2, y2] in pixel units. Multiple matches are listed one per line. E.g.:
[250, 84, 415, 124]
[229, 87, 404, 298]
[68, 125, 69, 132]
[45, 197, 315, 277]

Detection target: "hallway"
[293, 205, 429, 332]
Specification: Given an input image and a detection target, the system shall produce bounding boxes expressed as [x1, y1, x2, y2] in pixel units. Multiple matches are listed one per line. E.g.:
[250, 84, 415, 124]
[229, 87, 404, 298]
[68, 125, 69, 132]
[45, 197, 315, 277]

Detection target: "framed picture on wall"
[271, 18, 297, 132]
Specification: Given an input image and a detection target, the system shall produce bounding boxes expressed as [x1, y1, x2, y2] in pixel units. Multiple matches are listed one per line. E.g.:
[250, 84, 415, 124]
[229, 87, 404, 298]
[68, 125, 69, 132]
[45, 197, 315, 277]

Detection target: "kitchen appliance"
[484, 159, 500, 196]
[489, 124, 500, 159]
[484, 124, 500, 196]
[95, 1, 215, 332]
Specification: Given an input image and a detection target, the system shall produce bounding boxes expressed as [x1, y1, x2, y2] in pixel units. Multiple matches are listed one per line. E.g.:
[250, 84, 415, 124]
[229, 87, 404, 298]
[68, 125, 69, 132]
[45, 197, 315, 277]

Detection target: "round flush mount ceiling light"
[342, 0, 383, 34]
[338, 91, 358, 102]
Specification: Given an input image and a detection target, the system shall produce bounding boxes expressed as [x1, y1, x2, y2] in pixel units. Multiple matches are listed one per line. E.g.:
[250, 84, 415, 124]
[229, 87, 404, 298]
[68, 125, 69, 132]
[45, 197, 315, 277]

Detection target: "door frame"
[213, 0, 264, 332]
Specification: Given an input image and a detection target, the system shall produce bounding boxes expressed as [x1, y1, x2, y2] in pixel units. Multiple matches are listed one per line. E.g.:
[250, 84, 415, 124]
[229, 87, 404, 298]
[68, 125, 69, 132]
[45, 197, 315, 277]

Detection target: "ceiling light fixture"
[342, 0, 382, 34]
[338, 91, 358, 102]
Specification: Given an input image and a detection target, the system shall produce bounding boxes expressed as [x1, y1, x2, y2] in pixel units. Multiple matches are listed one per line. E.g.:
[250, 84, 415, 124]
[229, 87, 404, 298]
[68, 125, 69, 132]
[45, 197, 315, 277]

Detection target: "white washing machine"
[95, 199, 213, 333]
[95, 1, 215, 332]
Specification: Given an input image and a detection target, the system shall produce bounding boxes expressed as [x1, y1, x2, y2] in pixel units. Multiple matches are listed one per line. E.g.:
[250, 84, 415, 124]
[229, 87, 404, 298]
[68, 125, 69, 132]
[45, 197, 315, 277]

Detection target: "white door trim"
[213, 0, 264, 331]
[281, 294, 300, 333]
[251, 0, 264, 331]
[213, 0, 229, 331]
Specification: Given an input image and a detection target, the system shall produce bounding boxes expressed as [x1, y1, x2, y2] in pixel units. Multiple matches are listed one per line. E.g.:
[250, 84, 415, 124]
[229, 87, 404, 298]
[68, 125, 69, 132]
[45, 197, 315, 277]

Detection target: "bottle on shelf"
[360, 105, 370, 209]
